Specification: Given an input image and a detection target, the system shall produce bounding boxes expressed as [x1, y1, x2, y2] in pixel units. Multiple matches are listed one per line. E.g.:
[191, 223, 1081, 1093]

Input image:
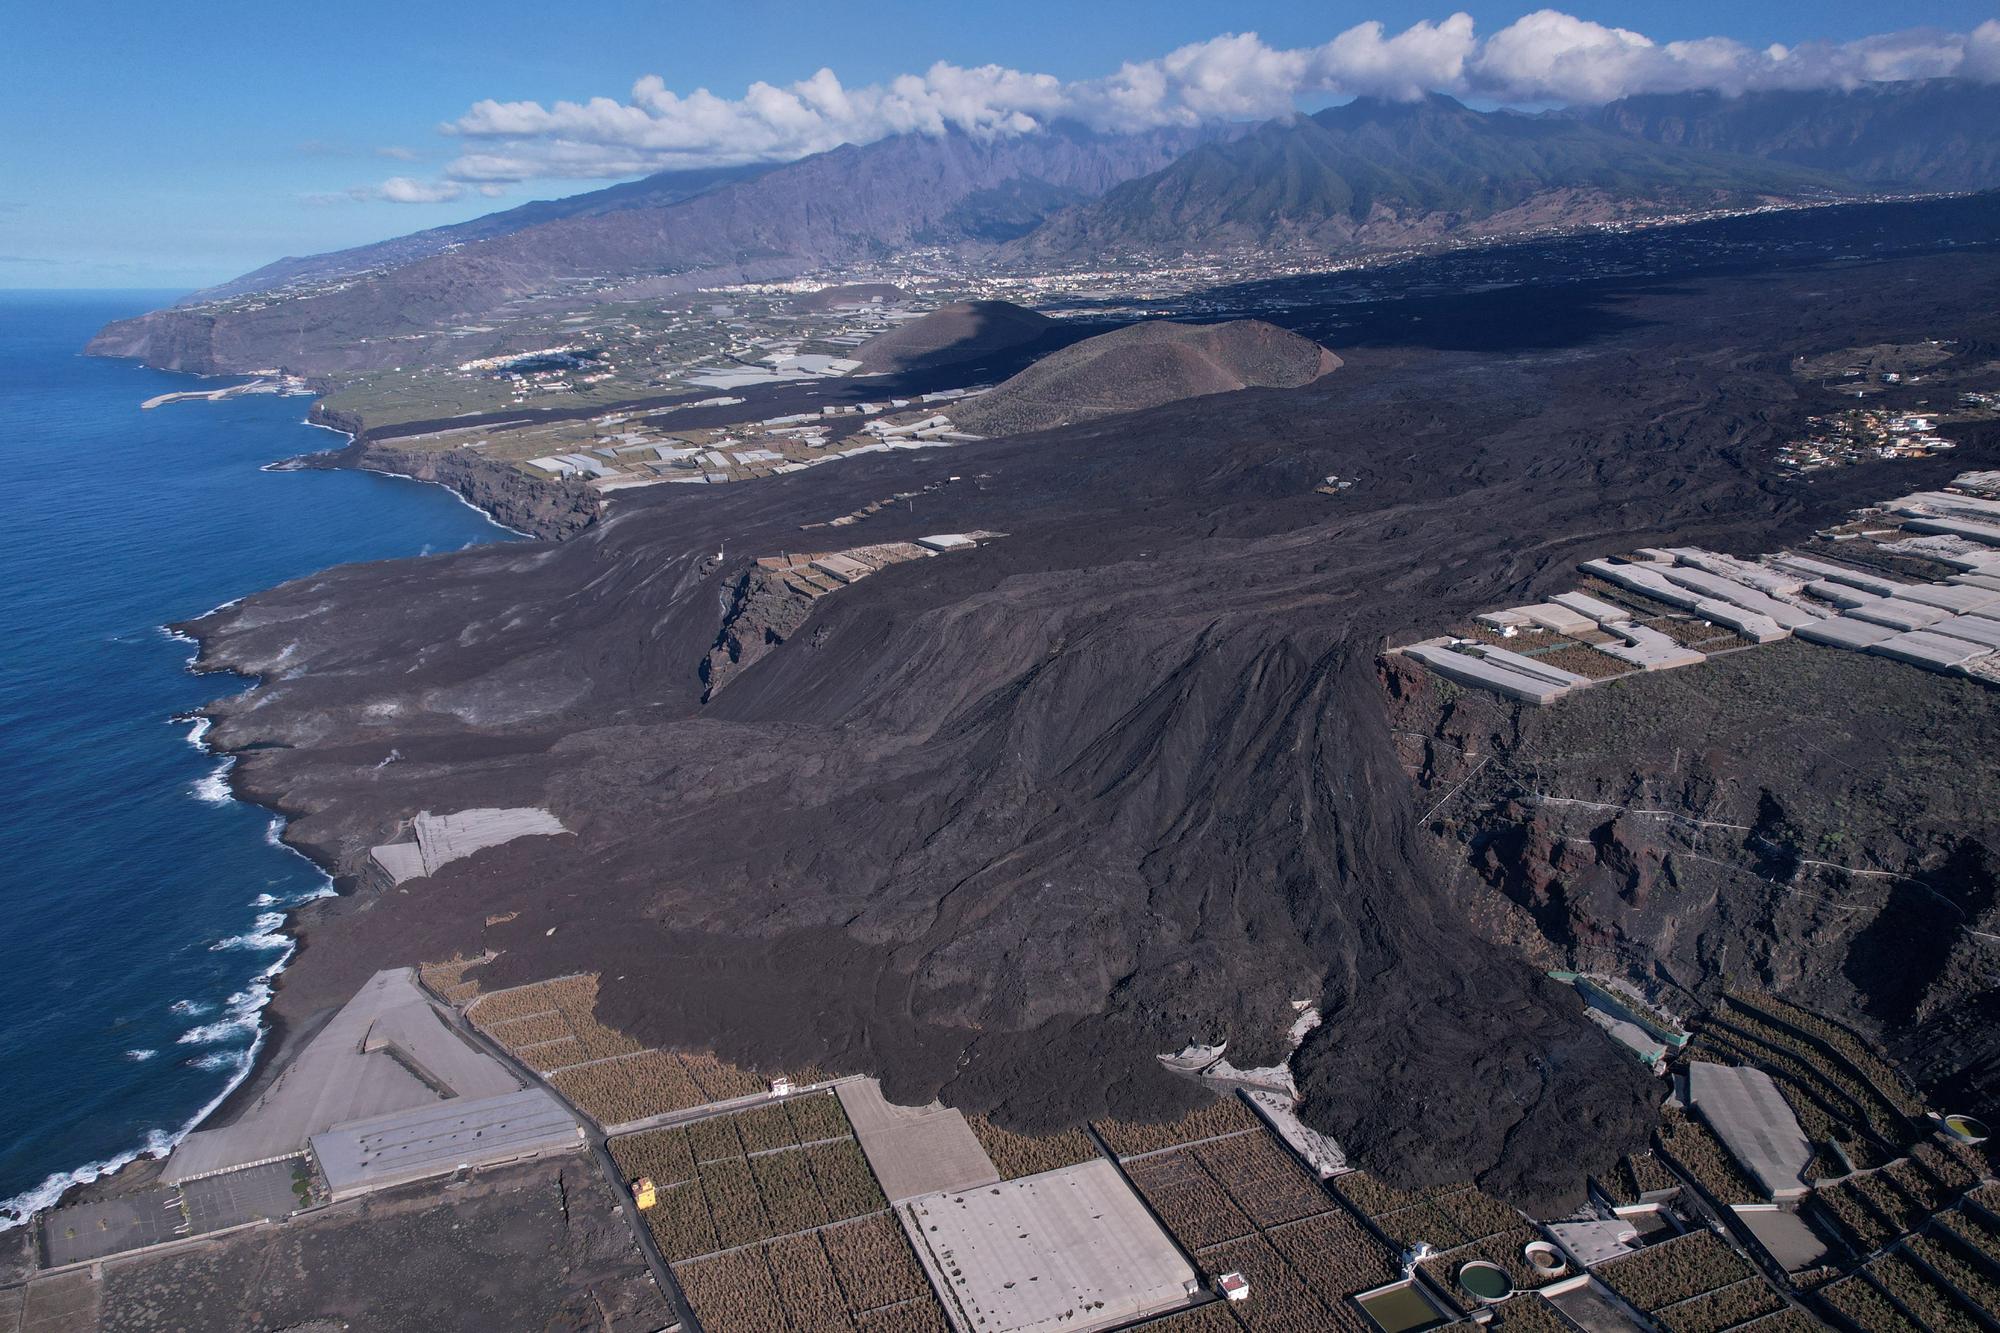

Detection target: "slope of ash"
[951, 318, 1341, 436]
[181, 238, 2000, 1213]
[852, 299, 1056, 374]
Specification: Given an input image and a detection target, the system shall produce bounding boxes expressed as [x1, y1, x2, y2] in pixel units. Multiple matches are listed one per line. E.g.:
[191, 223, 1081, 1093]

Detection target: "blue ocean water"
[0, 292, 519, 1223]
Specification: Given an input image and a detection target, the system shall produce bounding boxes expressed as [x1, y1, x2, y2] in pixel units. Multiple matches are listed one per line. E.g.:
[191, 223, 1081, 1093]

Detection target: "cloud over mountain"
[358, 11, 2000, 196]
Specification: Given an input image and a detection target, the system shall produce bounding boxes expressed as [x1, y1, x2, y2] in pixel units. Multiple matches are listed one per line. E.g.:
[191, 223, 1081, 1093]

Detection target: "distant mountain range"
[1589, 78, 2000, 192]
[1008, 94, 1845, 260]
[91, 124, 1225, 375]
[89, 81, 2000, 376]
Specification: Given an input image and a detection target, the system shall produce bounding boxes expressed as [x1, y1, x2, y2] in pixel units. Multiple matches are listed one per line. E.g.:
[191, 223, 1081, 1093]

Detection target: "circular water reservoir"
[1456, 1260, 1513, 1303]
[1944, 1113, 1990, 1144]
[1523, 1241, 1567, 1275]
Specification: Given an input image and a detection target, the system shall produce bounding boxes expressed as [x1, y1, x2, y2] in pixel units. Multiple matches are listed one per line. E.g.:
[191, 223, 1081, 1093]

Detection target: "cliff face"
[295, 404, 598, 542]
[1388, 635, 2000, 1120]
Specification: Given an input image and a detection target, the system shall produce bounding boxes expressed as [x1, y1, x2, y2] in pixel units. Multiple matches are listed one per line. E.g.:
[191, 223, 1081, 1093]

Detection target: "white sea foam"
[0, 952, 289, 1230]
[175, 962, 284, 1044]
[190, 755, 236, 805]
[187, 1049, 249, 1073]
[209, 912, 288, 952]
[169, 999, 212, 1017]
[180, 714, 212, 751]
[124, 1049, 157, 1062]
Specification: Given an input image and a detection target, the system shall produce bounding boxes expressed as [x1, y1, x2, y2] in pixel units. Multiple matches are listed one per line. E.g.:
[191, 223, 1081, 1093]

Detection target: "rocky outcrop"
[703, 567, 820, 699]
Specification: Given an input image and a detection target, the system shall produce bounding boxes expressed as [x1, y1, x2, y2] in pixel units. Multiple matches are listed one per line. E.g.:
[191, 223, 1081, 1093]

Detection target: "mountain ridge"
[1007, 93, 1850, 261]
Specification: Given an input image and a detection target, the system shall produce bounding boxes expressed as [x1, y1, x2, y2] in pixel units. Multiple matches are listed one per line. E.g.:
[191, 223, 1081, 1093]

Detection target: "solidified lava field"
[184, 203, 2000, 1212]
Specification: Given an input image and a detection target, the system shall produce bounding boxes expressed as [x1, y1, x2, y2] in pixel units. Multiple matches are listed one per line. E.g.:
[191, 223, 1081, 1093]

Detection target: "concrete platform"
[837, 1079, 999, 1202]
[165, 969, 518, 1184]
[1691, 599, 1788, 643]
[1404, 645, 1570, 704]
[1474, 644, 1594, 688]
[1896, 583, 2000, 614]
[1797, 616, 1899, 651]
[1844, 598, 1948, 631]
[370, 807, 567, 885]
[310, 1088, 582, 1202]
[1734, 1206, 1828, 1272]
[39, 1159, 302, 1267]
[1932, 615, 2000, 650]
[1655, 567, 1819, 628]
[1551, 592, 1633, 626]
[1597, 624, 1704, 671]
[900, 1159, 1198, 1333]
[1686, 1063, 1811, 1200]
[1868, 629, 1989, 673]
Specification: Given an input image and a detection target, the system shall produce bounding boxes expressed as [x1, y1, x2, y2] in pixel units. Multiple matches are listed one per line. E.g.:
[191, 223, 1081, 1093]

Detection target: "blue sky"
[5, 1, 1996, 288]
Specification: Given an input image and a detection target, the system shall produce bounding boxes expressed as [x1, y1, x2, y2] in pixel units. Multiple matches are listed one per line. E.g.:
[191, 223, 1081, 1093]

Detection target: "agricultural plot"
[1704, 1008, 1910, 1146]
[1602, 1150, 1680, 1204]
[1851, 1167, 1927, 1236]
[1735, 1312, 1821, 1333]
[1658, 1111, 1762, 1206]
[550, 1049, 703, 1123]
[1194, 1129, 1332, 1228]
[1912, 1140, 1988, 1193]
[1867, 1251, 1983, 1333]
[1906, 1234, 2000, 1317]
[677, 1223, 951, 1333]
[1651, 1276, 1784, 1333]
[1820, 1274, 1923, 1332]
[466, 972, 798, 1121]
[852, 1300, 951, 1332]
[1727, 993, 1924, 1118]
[1596, 1230, 1754, 1314]
[1487, 1295, 1572, 1333]
[964, 1115, 1100, 1180]
[613, 1097, 887, 1262]
[1936, 1205, 2000, 1268]
[822, 1213, 932, 1311]
[1817, 1176, 1899, 1252]
[677, 1249, 790, 1332]
[1195, 1233, 1356, 1333]
[416, 953, 487, 1005]
[1095, 1096, 1261, 1158]
[653, 1128, 940, 1330]
[1329, 1171, 1469, 1219]
[1264, 1209, 1401, 1308]
[1135, 1303, 1243, 1331]
[1126, 1150, 1256, 1249]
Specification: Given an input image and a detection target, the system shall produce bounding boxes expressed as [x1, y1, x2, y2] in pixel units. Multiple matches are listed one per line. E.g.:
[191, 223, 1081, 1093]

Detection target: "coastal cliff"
[298, 403, 598, 542]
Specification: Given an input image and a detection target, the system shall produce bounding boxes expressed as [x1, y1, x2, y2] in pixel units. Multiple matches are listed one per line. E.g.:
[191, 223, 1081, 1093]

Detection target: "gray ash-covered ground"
[182, 195, 2000, 1214]
[24, 1157, 665, 1333]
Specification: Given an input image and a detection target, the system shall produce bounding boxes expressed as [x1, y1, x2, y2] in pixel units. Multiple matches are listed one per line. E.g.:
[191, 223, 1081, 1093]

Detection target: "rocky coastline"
[286, 401, 598, 542]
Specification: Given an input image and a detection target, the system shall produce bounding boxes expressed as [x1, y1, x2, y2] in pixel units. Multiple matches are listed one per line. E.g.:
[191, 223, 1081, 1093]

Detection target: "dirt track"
[181, 200, 2000, 1212]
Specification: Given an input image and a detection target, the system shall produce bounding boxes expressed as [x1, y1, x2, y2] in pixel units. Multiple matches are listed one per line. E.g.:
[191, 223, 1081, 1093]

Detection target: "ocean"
[0, 291, 520, 1224]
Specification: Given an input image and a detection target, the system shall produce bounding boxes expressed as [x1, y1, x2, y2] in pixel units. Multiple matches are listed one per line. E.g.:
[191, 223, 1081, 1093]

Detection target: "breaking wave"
[191, 756, 235, 805]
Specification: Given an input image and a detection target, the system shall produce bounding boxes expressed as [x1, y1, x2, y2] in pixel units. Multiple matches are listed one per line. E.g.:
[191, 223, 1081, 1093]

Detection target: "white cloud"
[375, 145, 421, 161]
[347, 11, 2000, 195]
[378, 176, 465, 204]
